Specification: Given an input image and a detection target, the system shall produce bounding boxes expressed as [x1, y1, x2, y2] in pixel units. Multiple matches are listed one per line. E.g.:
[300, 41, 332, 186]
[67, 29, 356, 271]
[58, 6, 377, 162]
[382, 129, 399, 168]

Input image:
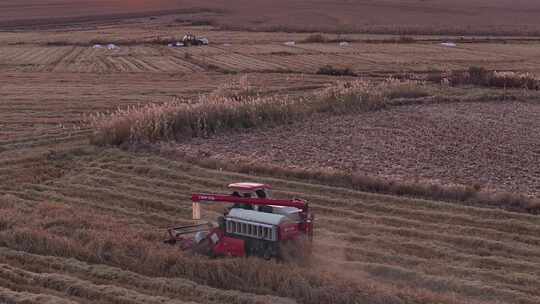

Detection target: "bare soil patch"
[174, 101, 540, 196]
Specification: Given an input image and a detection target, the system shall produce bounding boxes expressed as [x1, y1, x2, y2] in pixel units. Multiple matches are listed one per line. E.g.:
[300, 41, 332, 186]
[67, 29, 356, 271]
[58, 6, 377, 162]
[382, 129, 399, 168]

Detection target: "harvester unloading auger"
[165, 183, 314, 260]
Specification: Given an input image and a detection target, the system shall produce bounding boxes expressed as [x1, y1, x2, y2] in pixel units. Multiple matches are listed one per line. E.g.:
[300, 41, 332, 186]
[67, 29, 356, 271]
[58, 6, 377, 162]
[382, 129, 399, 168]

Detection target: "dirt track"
[175, 101, 540, 196]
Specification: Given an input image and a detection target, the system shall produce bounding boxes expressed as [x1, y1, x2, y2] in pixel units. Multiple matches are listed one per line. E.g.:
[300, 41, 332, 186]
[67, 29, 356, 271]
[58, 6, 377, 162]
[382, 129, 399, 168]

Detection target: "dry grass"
[440, 67, 540, 89]
[88, 78, 429, 145]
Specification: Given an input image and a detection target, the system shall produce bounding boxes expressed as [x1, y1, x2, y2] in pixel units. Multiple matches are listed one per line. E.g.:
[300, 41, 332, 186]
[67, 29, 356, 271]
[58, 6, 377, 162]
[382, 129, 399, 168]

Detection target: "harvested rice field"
[3, 41, 540, 74]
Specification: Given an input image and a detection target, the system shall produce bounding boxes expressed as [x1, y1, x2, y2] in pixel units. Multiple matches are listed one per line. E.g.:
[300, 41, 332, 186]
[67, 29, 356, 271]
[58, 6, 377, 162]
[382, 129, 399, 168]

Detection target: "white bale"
[284, 41, 296, 46]
[440, 42, 457, 47]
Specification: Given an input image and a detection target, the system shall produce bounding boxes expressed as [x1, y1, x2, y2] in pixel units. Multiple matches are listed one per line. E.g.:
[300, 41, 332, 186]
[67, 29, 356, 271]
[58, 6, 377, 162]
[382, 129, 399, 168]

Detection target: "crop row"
[3, 147, 540, 303]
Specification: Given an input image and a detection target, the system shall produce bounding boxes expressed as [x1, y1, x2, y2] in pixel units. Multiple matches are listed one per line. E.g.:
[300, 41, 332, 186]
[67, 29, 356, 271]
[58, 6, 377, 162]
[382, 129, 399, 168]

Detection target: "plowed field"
[175, 101, 540, 196]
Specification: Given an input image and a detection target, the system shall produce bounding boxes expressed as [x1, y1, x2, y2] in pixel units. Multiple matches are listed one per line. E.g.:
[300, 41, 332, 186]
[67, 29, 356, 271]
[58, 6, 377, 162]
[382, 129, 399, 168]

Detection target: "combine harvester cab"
[166, 183, 314, 260]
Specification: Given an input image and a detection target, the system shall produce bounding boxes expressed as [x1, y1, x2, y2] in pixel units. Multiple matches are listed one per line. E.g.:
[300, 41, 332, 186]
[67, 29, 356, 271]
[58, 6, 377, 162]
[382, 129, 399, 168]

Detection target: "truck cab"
[227, 183, 302, 222]
[228, 182, 271, 199]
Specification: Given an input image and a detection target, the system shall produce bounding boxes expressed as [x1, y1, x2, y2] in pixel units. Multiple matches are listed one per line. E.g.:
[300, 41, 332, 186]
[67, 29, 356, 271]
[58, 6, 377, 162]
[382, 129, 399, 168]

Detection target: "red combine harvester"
[165, 183, 314, 260]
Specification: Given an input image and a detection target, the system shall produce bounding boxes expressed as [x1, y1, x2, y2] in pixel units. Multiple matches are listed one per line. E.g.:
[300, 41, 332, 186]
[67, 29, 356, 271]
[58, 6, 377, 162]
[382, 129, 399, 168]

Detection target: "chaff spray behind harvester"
[165, 183, 314, 260]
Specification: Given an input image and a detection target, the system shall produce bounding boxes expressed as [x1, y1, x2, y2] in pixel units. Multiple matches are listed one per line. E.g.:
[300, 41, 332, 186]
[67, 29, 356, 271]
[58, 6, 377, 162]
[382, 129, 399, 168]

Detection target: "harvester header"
[192, 194, 308, 211]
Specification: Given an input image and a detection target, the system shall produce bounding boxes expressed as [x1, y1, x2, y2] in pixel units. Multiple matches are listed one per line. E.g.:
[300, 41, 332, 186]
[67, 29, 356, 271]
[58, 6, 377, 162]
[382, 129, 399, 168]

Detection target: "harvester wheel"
[263, 249, 272, 260]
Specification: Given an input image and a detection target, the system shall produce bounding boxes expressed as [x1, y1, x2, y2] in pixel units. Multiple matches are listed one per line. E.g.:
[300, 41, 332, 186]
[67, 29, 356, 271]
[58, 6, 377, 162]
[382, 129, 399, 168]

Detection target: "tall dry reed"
[88, 78, 428, 145]
[440, 67, 540, 89]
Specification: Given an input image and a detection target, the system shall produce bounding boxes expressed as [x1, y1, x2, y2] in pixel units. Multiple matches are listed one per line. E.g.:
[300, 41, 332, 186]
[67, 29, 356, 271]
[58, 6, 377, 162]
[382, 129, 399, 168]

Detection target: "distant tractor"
[182, 33, 209, 46]
[165, 183, 314, 260]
